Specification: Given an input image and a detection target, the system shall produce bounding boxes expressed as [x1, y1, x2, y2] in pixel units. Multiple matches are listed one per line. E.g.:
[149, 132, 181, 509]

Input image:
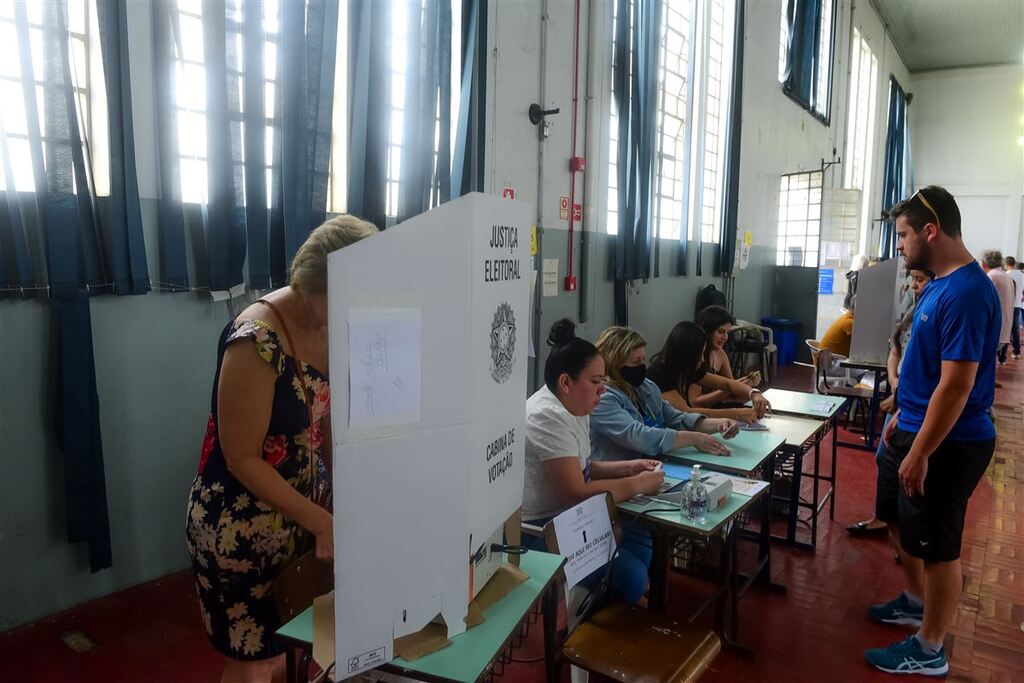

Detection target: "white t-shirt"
[1008, 269, 1024, 310]
[522, 385, 591, 521]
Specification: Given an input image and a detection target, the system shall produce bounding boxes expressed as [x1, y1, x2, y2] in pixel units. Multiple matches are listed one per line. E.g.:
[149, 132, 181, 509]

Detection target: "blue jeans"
[522, 520, 653, 605]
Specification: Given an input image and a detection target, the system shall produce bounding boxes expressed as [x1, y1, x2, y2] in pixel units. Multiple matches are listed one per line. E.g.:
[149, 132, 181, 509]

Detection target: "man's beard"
[902, 244, 931, 271]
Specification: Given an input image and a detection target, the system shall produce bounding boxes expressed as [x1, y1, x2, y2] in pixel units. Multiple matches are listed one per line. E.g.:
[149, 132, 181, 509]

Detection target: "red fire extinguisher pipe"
[564, 0, 582, 291]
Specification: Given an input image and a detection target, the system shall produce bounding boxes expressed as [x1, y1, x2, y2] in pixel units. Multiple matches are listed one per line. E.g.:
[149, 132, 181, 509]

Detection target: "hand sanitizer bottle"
[682, 464, 709, 523]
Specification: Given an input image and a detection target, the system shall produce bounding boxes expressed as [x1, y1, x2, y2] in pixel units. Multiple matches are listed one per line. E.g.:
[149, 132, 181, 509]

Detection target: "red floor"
[3, 363, 1022, 682]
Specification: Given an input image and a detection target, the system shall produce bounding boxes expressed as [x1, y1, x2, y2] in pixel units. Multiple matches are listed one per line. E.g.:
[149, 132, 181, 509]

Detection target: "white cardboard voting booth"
[849, 258, 901, 364]
[327, 193, 530, 677]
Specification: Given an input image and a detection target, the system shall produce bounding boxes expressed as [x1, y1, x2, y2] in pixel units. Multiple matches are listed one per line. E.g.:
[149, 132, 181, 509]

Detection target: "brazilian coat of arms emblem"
[489, 302, 516, 383]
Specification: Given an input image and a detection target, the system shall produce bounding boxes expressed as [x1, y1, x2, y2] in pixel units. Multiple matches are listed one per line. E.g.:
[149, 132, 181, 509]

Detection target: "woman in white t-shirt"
[523, 320, 664, 605]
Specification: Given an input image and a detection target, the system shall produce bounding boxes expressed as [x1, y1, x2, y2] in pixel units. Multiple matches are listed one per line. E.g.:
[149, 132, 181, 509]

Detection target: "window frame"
[775, 169, 824, 268]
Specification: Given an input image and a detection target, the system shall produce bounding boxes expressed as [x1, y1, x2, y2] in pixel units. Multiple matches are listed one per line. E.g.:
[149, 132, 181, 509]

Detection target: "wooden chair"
[537, 494, 721, 683]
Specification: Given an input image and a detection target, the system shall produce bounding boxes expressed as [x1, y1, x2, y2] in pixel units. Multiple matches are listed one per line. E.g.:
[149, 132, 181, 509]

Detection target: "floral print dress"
[185, 318, 330, 660]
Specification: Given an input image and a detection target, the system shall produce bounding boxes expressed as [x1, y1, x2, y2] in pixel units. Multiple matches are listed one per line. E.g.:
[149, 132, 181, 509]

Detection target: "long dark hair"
[694, 305, 735, 367]
[544, 319, 600, 395]
[892, 269, 935, 357]
[650, 321, 707, 402]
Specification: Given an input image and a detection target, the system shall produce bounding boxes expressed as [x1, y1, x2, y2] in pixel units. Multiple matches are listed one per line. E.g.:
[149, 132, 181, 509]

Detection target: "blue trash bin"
[762, 317, 800, 366]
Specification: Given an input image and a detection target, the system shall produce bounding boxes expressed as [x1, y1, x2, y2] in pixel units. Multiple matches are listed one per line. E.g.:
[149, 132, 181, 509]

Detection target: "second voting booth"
[326, 193, 530, 676]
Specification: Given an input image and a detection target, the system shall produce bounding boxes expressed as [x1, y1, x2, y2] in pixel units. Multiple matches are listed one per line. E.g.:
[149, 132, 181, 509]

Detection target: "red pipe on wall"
[564, 0, 582, 291]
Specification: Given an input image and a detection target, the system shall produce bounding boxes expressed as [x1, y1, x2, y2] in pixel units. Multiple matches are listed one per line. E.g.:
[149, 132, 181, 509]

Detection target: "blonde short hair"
[289, 215, 378, 293]
[595, 326, 647, 400]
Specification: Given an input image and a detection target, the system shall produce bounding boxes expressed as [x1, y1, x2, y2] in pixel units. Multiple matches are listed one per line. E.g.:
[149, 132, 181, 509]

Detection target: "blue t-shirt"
[897, 261, 999, 441]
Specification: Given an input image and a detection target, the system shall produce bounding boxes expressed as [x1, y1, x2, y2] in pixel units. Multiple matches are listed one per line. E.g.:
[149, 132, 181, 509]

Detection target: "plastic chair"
[535, 494, 721, 683]
[730, 320, 777, 385]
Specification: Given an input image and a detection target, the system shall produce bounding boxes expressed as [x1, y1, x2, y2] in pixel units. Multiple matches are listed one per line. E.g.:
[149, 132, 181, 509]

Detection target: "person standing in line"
[1004, 256, 1023, 359]
[864, 186, 999, 677]
[980, 250, 1013, 365]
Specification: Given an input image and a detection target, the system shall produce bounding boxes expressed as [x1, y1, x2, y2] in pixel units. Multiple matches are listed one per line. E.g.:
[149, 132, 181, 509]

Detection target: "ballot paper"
[740, 421, 769, 431]
[348, 310, 423, 430]
[811, 399, 835, 413]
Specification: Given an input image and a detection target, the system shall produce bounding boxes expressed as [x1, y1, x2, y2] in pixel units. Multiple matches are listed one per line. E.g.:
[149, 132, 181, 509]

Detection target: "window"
[776, 170, 822, 267]
[171, 0, 461, 219]
[171, 0, 278, 205]
[843, 27, 878, 255]
[0, 0, 108, 195]
[607, 0, 736, 242]
[778, 0, 835, 120]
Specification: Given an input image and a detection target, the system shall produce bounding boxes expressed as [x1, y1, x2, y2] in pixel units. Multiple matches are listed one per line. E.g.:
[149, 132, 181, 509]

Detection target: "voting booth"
[848, 258, 901, 364]
[326, 193, 530, 676]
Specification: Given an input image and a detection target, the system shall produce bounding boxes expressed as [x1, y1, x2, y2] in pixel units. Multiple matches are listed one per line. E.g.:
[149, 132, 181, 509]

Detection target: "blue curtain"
[781, 0, 822, 112]
[612, 0, 662, 323]
[451, 0, 486, 198]
[0, 0, 159, 572]
[878, 76, 909, 260]
[717, 0, 745, 276]
[397, 0, 453, 221]
[96, 0, 151, 295]
[153, 0, 339, 291]
[151, 0, 190, 291]
[347, 0, 391, 230]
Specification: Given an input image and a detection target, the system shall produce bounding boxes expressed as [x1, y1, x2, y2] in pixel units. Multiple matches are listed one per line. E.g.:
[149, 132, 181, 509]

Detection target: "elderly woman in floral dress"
[185, 215, 376, 683]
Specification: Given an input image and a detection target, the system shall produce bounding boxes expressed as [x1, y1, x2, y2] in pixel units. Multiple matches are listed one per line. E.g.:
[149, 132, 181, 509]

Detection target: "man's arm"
[899, 360, 977, 496]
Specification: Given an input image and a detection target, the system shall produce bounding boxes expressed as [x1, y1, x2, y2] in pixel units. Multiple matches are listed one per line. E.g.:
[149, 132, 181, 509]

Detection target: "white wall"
[911, 64, 1024, 259]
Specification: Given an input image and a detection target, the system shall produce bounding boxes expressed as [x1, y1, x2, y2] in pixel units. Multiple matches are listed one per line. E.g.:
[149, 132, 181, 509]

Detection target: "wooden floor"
[2, 361, 1021, 682]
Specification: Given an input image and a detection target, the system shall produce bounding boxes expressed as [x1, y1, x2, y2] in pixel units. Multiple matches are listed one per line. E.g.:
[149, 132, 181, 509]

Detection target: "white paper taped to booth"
[348, 309, 423, 430]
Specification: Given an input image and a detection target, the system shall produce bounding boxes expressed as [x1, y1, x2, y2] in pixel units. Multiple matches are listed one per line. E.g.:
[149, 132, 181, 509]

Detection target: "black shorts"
[875, 427, 994, 562]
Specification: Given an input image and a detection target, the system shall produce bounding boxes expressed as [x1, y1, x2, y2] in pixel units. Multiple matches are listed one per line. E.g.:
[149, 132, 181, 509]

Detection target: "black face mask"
[620, 364, 647, 387]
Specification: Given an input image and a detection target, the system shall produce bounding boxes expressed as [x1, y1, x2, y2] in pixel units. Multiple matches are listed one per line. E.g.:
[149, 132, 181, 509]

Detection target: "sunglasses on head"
[911, 190, 941, 232]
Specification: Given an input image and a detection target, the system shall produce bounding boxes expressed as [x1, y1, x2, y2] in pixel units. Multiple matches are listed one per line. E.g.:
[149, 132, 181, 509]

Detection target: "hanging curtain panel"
[347, 0, 391, 230]
[612, 0, 662, 323]
[878, 76, 908, 260]
[397, 0, 452, 222]
[96, 0, 150, 294]
[782, 0, 822, 111]
[717, 0, 745, 276]
[452, 0, 486, 198]
[151, 0, 190, 290]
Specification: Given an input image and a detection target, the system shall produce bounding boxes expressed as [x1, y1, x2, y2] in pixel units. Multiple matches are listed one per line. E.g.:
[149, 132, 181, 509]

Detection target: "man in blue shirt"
[865, 186, 999, 677]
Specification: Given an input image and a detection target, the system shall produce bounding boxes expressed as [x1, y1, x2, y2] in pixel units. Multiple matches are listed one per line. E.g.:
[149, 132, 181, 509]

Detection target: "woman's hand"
[731, 407, 759, 423]
[751, 393, 771, 419]
[684, 432, 731, 455]
[628, 459, 662, 475]
[310, 508, 334, 561]
[632, 469, 665, 495]
[739, 374, 758, 387]
[710, 418, 741, 439]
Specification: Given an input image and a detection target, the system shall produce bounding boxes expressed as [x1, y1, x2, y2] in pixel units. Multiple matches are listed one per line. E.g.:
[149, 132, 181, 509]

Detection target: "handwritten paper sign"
[552, 495, 617, 589]
[347, 310, 422, 430]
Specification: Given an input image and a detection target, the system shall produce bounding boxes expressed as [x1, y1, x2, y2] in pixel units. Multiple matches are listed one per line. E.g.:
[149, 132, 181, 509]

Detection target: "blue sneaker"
[865, 636, 948, 676]
[868, 593, 924, 626]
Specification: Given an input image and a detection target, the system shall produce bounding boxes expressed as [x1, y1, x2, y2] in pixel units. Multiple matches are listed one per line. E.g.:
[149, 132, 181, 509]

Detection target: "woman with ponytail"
[522, 319, 662, 605]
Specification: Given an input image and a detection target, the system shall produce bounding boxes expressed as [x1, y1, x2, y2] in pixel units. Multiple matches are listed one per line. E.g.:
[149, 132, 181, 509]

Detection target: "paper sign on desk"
[740, 421, 769, 431]
[811, 399, 834, 413]
[348, 310, 422, 430]
[551, 495, 617, 589]
[729, 477, 769, 497]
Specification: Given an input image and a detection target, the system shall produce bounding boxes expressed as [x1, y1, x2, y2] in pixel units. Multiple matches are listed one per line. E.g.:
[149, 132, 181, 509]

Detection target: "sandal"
[846, 520, 888, 537]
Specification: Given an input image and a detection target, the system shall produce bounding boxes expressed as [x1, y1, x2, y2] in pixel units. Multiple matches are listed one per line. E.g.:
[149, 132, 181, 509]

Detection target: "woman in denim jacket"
[590, 326, 739, 461]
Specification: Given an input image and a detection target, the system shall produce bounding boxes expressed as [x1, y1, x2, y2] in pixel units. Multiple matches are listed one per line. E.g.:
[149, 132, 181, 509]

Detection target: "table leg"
[866, 372, 882, 450]
[785, 447, 802, 544]
[648, 525, 670, 611]
[286, 647, 297, 683]
[830, 413, 838, 519]
[811, 434, 821, 546]
[542, 582, 559, 683]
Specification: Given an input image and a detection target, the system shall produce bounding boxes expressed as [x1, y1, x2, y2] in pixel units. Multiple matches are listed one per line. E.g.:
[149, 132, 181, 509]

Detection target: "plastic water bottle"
[681, 464, 709, 523]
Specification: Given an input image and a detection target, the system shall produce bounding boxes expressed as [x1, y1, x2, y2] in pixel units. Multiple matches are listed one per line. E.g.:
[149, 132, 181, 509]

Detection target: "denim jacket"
[589, 378, 706, 461]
